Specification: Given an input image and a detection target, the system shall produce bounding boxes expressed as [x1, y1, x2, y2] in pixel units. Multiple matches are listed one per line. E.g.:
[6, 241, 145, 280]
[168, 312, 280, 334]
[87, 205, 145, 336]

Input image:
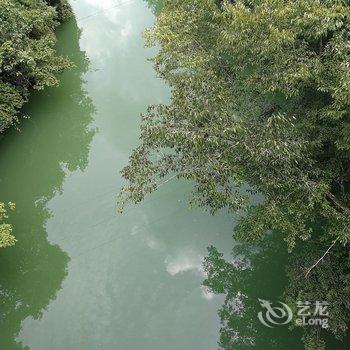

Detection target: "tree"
[0, 0, 72, 132]
[119, 0, 350, 348]
[285, 239, 350, 350]
[0, 202, 16, 248]
[0, 0, 72, 247]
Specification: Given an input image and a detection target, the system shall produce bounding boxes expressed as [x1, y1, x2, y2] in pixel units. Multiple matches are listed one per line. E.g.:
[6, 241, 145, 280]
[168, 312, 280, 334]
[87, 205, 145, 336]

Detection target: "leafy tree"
[0, 202, 16, 248]
[0, 0, 72, 247]
[0, 16, 94, 346]
[119, 0, 350, 348]
[285, 238, 350, 350]
[0, 0, 72, 132]
[203, 235, 304, 349]
[203, 234, 350, 350]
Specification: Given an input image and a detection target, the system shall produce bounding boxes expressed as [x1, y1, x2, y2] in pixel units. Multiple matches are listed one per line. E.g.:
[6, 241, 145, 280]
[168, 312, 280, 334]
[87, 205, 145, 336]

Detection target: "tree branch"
[305, 237, 340, 278]
[326, 191, 349, 212]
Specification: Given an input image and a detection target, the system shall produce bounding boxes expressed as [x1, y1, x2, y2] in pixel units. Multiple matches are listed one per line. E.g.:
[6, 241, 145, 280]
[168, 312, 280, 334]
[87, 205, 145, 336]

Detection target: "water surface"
[1, 1, 344, 349]
[0, 1, 233, 349]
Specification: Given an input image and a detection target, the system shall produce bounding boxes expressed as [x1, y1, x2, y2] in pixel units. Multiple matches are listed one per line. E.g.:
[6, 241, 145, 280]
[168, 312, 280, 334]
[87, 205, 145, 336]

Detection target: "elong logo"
[257, 299, 293, 328]
[257, 299, 329, 329]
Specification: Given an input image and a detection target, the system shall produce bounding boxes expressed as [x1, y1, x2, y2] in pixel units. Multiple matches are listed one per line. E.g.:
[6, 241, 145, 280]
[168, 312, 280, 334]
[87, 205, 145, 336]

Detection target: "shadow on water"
[204, 233, 350, 349]
[0, 17, 95, 350]
[203, 234, 304, 349]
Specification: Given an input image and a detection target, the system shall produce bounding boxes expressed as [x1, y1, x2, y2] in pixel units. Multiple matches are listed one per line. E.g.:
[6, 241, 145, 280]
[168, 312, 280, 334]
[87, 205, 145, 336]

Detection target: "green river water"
[0, 1, 347, 349]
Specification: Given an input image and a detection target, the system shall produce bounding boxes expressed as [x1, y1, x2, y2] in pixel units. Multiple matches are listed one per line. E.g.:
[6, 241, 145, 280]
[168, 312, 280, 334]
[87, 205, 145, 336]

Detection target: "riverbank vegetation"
[0, 0, 72, 248]
[0, 0, 71, 132]
[0, 202, 15, 248]
[120, 0, 350, 348]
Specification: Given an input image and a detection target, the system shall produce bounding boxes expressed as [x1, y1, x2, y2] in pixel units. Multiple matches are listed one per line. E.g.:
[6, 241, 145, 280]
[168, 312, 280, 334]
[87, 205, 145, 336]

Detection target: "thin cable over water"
[75, 0, 136, 22]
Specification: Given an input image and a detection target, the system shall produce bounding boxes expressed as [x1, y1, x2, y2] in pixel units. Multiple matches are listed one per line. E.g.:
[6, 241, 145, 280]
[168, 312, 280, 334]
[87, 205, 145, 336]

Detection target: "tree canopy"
[0, 202, 16, 248]
[119, 0, 350, 348]
[0, 0, 71, 132]
[0, 0, 71, 247]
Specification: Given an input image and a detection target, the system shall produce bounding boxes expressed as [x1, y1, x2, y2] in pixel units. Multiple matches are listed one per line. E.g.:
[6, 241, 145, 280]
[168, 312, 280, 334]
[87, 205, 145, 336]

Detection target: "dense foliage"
[119, 0, 350, 348]
[0, 202, 15, 248]
[0, 0, 71, 132]
[0, 0, 71, 247]
[0, 15, 94, 346]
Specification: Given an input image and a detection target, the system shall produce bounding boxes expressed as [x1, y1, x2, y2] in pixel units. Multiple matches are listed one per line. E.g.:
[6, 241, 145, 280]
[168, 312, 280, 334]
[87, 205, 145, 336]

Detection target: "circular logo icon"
[257, 298, 293, 328]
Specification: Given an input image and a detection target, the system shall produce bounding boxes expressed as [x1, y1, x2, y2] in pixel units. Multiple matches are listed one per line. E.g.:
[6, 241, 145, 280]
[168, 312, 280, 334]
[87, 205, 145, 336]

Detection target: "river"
[0, 1, 346, 350]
